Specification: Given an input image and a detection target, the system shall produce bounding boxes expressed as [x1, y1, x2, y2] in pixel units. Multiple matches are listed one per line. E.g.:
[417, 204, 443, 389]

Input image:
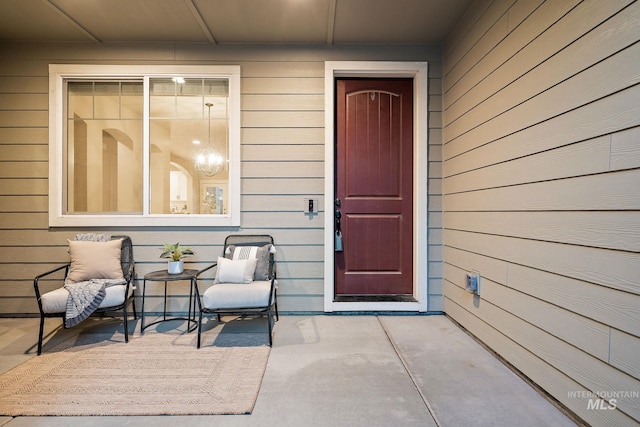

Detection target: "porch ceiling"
[0, 0, 471, 45]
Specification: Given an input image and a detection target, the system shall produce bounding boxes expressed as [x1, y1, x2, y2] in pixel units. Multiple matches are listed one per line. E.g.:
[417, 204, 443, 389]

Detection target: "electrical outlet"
[465, 271, 481, 296]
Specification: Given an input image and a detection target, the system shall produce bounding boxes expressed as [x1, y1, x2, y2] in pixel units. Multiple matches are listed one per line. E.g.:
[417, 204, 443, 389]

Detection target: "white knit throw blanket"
[64, 278, 125, 328]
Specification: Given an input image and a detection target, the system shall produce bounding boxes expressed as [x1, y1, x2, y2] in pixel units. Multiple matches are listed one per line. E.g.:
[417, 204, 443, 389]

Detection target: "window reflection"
[63, 76, 230, 218]
[66, 81, 143, 214]
[149, 78, 229, 214]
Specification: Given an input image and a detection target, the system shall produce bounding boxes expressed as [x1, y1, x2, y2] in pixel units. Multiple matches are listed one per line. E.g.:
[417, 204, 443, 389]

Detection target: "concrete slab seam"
[377, 316, 442, 427]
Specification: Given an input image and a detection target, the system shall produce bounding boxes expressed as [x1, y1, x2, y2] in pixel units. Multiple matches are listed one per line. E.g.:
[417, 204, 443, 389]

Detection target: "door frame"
[324, 61, 429, 312]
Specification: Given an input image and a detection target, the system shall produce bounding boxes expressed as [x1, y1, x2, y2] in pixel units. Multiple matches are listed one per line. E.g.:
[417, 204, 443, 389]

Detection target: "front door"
[334, 78, 413, 297]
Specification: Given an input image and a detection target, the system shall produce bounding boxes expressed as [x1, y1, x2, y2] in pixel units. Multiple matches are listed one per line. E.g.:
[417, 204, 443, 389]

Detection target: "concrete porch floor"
[0, 315, 578, 427]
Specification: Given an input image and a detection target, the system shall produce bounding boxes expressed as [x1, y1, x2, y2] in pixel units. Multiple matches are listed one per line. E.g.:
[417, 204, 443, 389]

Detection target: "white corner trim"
[324, 61, 429, 313]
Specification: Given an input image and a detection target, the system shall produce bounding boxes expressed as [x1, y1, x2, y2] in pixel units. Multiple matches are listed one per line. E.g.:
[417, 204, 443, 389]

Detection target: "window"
[49, 65, 240, 227]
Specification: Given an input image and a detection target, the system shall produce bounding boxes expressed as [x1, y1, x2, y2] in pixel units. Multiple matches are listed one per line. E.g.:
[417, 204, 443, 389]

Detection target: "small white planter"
[168, 260, 184, 274]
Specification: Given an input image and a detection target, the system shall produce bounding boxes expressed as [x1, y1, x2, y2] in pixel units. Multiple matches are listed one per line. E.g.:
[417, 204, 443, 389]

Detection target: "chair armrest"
[196, 261, 217, 277]
[34, 264, 69, 284]
[33, 264, 69, 303]
[193, 262, 217, 311]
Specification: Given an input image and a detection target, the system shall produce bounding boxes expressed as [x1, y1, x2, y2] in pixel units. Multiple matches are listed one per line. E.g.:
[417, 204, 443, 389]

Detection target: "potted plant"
[160, 242, 195, 274]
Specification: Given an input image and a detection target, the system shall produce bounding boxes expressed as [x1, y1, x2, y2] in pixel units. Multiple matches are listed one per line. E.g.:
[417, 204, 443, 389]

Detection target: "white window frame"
[48, 64, 241, 227]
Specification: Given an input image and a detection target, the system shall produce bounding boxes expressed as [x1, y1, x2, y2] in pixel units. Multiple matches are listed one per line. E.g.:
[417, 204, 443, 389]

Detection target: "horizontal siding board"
[239, 61, 324, 78]
[241, 127, 323, 144]
[0, 93, 48, 110]
[444, 136, 611, 192]
[508, 264, 640, 338]
[242, 94, 324, 111]
[445, 229, 640, 294]
[242, 178, 324, 195]
[276, 295, 324, 312]
[2, 246, 68, 263]
[0, 195, 47, 212]
[242, 77, 324, 94]
[0, 144, 48, 161]
[0, 162, 47, 179]
[0, 76, 48, 93]
[0, 212, 48, 229]
[610, 329, 640, 380]
[445, 85, 640, 175]
[242, 195, 325, 212]
[0, 127, 48, 144]
[445, 211, 640, 252]
[242, 161, 324, 178]
[242, 111, 324, 128]
[611, 125, 640, 170]
[485, 281, 611, 362]
[0, 111, 48, 127]
[0, 178, 47, 195]
[128, 228, 325, 246]
[0, 59, 49, 76]
[444, 169, 640, 211]
[242, 144, 324, 161]
[241, 212, 324, 228]
[276, 279, 324, 296]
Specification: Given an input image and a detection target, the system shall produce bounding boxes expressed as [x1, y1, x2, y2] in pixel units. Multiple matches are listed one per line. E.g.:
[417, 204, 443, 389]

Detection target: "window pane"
[121, 82, 143, 119]
[149, 78, 229, 215]
[65, 81, 143, 214]
[94, 82, 120, 118]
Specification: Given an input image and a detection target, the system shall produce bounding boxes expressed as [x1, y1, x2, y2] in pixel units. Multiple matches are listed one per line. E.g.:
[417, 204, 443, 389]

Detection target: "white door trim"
[324, 61, 429, 312]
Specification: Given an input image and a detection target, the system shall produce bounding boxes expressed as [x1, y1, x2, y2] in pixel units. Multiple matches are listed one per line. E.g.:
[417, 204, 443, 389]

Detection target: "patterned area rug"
[0, 328, 270, 416]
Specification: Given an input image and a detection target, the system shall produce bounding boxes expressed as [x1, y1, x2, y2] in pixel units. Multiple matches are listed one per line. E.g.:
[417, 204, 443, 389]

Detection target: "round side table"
[141, 268, 199, 333]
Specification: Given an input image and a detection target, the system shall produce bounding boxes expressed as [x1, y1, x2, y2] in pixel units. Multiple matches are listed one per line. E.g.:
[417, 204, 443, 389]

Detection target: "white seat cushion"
[202, 280, 273, 311]
[41, 284, 131, 314]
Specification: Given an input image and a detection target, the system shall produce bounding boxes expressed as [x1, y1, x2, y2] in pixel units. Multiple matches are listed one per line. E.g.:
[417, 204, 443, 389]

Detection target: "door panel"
[335, 79, 413, 296]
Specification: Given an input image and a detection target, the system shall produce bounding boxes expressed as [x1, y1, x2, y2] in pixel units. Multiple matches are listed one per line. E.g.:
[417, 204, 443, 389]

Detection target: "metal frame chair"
[33, 235, 137, 355]
[195, 234, 279, 348]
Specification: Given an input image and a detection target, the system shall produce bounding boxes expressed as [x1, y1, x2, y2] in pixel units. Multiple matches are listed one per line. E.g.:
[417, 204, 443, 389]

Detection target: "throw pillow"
[226, 244, 271, 281]
[67, 238, 124, 283]
[215, 256, 257, 284]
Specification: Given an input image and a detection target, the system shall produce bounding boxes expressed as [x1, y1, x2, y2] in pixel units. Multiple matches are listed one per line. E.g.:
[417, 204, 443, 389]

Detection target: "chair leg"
[267, 311, 273, 347]
[132, 297, 138, 320]
[37, 315, 45, 356]
[197, 311, 203, 349]
[123, 305, 129, 343]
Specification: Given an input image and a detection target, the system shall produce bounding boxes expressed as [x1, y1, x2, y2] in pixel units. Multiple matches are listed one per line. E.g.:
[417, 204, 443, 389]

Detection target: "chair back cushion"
[66, 239, 125, 283]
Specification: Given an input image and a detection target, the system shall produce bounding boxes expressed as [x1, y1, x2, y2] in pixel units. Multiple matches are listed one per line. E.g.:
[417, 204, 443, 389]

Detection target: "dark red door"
[335, 79, 413, 296]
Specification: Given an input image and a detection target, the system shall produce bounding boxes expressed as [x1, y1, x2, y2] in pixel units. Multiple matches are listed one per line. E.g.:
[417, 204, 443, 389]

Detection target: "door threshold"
[334, 295, 417, 303]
